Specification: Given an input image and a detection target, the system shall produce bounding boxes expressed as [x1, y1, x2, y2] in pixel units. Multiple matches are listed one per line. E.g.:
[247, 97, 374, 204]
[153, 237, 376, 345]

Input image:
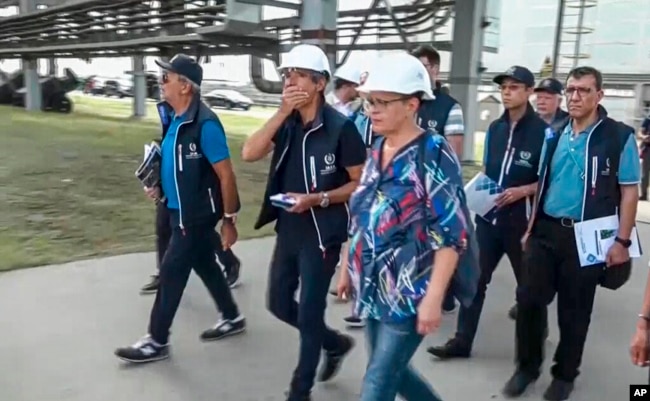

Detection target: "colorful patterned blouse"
[347, 132, 468, 322]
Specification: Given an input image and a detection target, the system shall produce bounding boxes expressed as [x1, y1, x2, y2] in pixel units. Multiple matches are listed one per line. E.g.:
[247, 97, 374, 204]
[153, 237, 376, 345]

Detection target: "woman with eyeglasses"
[336, 52, 470, 401]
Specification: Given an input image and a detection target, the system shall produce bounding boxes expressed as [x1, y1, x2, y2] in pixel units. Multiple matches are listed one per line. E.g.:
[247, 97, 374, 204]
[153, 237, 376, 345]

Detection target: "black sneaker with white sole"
[200, 316, 246, 342]
[343, 315, 365, 328]
[140, 275, 160, 295]
[114, 335, 169, 363]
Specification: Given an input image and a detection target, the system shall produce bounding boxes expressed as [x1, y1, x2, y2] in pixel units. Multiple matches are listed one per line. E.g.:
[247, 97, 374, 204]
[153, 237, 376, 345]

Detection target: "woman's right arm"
[630, 268, 650, 366]
[422, 137, 468, 302]
[241, 110, 290, 162]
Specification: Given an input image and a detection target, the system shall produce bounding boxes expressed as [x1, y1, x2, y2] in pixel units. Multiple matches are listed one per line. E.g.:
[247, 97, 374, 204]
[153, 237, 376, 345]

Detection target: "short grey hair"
[179, 74, 201, 94]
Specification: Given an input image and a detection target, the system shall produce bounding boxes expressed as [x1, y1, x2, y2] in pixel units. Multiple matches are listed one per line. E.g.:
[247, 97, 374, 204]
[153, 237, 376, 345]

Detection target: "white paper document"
[573, 215, 642, 267]
[270, 193, 297, 210]
[134, 141, 162, 188]
[463, 172, 504, 218]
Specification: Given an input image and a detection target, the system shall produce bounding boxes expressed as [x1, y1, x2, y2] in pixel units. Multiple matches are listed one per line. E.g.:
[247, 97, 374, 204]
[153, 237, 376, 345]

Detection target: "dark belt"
[539, 213, 577, 228]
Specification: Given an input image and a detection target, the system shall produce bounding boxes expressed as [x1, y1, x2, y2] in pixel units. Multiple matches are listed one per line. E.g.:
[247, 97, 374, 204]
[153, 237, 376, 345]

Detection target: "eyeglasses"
[363, 96, 410, 112]
[565, 87, 594, 98]
[161, 72, 170, 84]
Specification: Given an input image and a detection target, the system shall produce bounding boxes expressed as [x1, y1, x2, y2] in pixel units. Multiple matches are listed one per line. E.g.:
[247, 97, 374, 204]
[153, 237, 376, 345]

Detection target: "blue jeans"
[360, 318, 443, 401]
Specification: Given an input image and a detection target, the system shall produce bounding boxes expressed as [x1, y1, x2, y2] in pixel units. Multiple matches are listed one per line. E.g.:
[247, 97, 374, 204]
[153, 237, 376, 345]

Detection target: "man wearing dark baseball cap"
[534, 78, 569, 133]
[428, 64, 548, 362]
[115, 53, 246, 363]
[155, 53, 203, 87]
[493, 65, 536, 88]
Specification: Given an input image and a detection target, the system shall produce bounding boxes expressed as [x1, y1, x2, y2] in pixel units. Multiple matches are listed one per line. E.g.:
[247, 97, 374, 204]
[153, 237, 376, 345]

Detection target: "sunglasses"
[161, 72, 170, 84]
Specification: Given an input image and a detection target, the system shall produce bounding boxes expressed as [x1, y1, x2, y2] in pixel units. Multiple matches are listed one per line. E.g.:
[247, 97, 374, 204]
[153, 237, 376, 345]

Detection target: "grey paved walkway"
[1, 227, 649, 401]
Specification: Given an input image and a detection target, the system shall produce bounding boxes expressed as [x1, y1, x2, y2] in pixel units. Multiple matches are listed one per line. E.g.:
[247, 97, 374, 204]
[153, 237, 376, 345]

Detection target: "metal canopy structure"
[0, 0, 496, 60]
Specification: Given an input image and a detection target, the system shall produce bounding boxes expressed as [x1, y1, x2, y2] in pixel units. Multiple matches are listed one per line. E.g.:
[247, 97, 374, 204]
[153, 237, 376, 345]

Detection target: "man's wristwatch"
[614, 236, 632, 248]
[319, 192, 330, 208]
[223, 213, 237, 225]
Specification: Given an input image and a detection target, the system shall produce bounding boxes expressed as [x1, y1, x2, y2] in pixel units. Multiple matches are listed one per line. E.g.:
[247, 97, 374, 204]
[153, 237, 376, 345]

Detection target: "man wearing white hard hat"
[325, 62, 363, 118]
[336, 52, 478, 401]
[242, 43, 367, 401]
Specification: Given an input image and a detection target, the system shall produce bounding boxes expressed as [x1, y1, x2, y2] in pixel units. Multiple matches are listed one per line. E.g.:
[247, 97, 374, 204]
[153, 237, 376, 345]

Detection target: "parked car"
[204, 89, 253, 110]
[104, 79, 132, 98]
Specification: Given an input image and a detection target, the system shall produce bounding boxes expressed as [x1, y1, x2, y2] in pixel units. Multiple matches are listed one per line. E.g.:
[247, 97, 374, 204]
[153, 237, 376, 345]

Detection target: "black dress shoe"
[318, 334, 355, 382]
[543, 378, 574, 401]
[140, 275, 159, 294]
[426, 338, 471, 359]
[502, 370, 538, 398]
[508, 304, 518, 320]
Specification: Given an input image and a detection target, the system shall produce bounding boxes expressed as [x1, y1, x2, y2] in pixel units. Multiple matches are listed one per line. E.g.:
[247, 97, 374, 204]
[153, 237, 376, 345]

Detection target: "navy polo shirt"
[161, 114, 230, 209]
[541, 122, 640, 220]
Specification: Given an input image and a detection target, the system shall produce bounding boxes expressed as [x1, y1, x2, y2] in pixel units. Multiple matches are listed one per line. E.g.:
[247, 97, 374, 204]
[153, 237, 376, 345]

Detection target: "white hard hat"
[358, 52, 434, 100]
[333, 63, 362, 85]
[278, 44, 331, 78]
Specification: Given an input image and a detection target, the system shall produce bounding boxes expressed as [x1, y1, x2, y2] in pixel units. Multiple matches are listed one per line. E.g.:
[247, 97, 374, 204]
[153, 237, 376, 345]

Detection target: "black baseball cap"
[493, 65, 535, 88]
[534, 77, 563, 95]
[155, 54, 203, 87]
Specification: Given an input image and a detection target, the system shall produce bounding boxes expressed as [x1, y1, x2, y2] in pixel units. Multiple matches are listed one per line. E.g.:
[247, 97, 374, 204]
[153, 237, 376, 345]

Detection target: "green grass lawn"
[0, 101, 273, 271]
[0, 95, 482, 271]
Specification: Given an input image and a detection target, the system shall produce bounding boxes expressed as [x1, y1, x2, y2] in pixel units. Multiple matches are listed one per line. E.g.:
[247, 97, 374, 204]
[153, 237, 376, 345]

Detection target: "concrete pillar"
[19, 0, 41, 111]
[47, 59, 57, 76]
[22, 59, 42, 111]
[449, 0, 486, 162]
[299, 0, 338, 77]
[132, 55, 146, 118]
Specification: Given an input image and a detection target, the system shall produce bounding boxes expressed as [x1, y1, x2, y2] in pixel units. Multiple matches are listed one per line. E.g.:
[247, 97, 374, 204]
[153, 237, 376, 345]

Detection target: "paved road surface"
[1, 225, 649, 401]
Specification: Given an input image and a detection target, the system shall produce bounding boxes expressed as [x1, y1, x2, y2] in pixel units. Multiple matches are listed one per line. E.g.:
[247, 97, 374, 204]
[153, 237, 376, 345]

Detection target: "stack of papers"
[270, 193, 297, 210]
[573, 215, 642, 267]
[134, 141, 162, 188]
[463, 172, 504, 218]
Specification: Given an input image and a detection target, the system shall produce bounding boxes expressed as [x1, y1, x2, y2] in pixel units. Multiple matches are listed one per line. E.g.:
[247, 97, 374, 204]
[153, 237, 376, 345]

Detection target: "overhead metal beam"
[236, 0, 299, 11]
[337, 0, 381, 67]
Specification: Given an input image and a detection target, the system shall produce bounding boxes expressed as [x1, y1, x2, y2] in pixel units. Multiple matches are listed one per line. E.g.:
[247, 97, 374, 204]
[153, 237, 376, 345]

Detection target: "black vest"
[255, 104, 353, 250]
[484, 103, 547, 223]
[416, 87, 458, 136]
[534, 105, 633, 222]
[156, 96, 228, 228]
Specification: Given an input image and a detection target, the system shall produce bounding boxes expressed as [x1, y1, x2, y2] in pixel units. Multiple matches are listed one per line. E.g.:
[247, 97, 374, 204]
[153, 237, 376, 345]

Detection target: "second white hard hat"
[278, 44, 331, 78]
[333, 63, 363, 85]
[357, 52, 434, 100]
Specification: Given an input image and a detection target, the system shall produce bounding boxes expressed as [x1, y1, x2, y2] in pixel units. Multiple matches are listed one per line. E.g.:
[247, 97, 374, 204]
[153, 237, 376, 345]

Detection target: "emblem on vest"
[427, 120, 439, 135]
[185, 142, 202, 160]
[601, 157, 610, 176]
[514, 150, 533, 168]
[321, 153, 337, 175]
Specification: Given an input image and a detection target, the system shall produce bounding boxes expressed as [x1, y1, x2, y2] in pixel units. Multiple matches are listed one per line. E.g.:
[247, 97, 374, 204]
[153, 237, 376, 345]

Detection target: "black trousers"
[267, 233, 342, 395]
[641, 151, 650, 198]
[155, 203, 238, 272]
[455, 217, 526, 347]
[148, 210, 240, 344]
[515, 217, 601, 382]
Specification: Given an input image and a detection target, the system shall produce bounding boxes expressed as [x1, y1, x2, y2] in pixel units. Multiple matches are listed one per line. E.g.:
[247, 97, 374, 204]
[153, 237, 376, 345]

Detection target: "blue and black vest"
[547, 108, 570, 134]
[416, 84, 459, 135]
[255, 104, 355, 250]
[534, 105, 633, 223]
[484, 103, 548, 224]
[157, 96, 234, 228]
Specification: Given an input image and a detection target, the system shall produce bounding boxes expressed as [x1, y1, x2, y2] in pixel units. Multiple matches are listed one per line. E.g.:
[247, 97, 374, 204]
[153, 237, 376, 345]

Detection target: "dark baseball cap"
[155, 54, 203, 87]
[534, 77, 563, 95]
[493, 65, 535, 87]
